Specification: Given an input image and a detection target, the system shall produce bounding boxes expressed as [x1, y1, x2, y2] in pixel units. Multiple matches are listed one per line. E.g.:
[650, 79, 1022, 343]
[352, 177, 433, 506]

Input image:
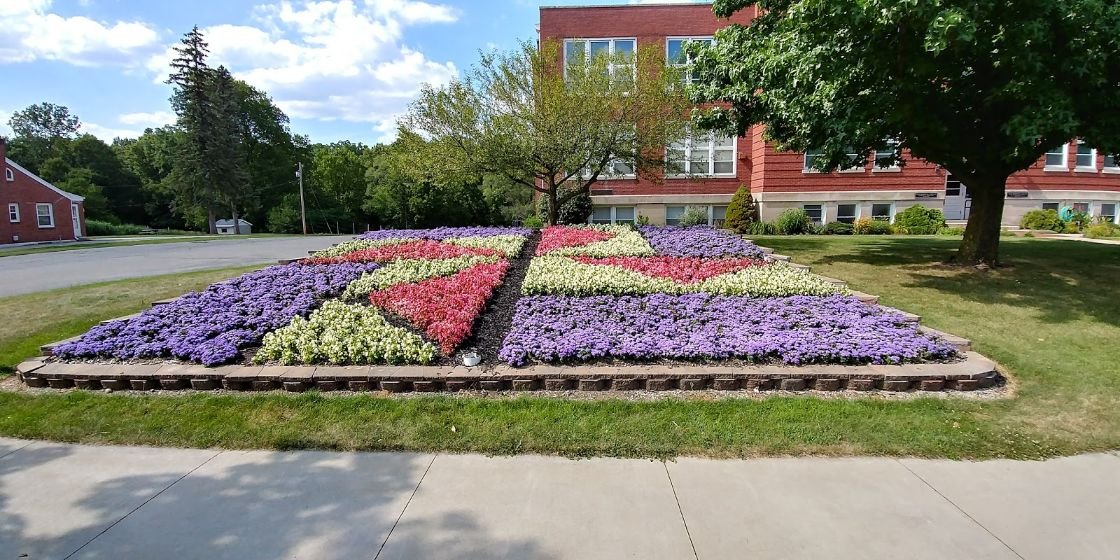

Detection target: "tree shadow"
[0, 444, 552, 559]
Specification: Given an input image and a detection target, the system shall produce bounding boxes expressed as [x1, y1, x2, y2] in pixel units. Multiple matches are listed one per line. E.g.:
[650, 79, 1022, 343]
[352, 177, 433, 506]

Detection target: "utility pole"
[296, 162, 307, 235]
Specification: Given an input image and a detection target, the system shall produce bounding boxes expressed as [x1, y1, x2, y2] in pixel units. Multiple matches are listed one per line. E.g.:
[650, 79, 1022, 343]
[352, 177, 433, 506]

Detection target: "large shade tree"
[691, 0, 1120, 264]
[397, 40, 691, 225]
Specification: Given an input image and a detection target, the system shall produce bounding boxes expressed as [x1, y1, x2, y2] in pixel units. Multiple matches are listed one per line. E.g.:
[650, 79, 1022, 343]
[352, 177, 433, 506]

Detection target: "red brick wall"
[754, 143, 947, 193]
[2, 144, 85, 244]
[1006, 144, 1120, 193]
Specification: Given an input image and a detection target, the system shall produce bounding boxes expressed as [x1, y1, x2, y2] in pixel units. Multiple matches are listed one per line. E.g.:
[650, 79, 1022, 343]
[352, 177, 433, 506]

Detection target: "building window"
[665, 206, 685, 225]
[1075, 140, 1097, 170]
[1100, 203, 1117, 224]
[803, 204, 824, 225]
[804, 149, 862, 172]
[667, 131, 735, 177]
[36, 203, 55, 228]
[1042, 202, 1060, 212]
[4, 168, 13, 182]
[1072, 202, 1090, 214]
[945, 176, 963, 197]
[1104, 154, 1120, 172]
[582, 155, 635, 179]
[591, 206, 635, 225]
[871, 203, 893, 222]
[666, 37, 713, 84]
[7, 203, 19, 223]
[873, 138, 901, 170]
[711, 205, 727, 227]
[564, 38, 636, 84]
[666, 205, 726, 226]
[836, 203, 858, 224]
[1044, 144, 1068, 170]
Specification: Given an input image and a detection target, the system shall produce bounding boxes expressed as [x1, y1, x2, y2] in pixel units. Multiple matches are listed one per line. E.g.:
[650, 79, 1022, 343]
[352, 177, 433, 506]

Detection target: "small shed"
[216, 219, 253, 235]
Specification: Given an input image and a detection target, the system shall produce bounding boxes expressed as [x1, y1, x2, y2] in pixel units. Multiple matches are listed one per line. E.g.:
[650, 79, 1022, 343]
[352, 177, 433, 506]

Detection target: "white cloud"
[0, 0, 161, 67]
[80, 121, 142, 141]
[0, 108, 12, 138]
[147, 0, 459, 141]
[118, 111, 175, 127]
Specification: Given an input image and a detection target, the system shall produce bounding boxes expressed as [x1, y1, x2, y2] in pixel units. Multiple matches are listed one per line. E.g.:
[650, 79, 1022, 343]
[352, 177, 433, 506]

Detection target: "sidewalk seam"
[663, 461, 700, 560]
[373, 453, 438, 560]
[896, 459, 1025, 560]
[62, 449, 224, 560]
[0, 440, 34, 461]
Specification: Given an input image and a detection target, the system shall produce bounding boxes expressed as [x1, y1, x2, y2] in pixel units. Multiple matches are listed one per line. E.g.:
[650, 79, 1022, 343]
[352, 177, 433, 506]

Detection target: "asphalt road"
[0, 236, 352, 297]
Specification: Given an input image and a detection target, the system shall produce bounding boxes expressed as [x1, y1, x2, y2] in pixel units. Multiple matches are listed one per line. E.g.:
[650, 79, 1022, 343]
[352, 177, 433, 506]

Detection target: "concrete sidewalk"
[1, 438, 1117, 560]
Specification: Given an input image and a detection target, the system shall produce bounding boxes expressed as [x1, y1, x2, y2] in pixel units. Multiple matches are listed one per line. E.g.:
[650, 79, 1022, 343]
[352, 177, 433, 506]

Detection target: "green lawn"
[0, 233, 311, 258]
[0, 236, 1117, 459]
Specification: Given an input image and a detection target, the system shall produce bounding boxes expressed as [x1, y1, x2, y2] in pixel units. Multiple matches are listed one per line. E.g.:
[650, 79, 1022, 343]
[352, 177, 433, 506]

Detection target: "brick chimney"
[0, 137, 7, 163]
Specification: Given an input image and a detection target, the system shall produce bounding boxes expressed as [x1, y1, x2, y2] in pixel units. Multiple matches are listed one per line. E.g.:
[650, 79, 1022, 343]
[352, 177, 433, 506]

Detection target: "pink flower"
[572, 255, 768, 284]
[536, 226, 615, 255]
[304, 240, 500, 265]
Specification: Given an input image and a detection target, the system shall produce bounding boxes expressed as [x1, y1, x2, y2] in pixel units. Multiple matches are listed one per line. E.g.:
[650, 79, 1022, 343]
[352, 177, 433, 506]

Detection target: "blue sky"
[0, 0, 693, 145]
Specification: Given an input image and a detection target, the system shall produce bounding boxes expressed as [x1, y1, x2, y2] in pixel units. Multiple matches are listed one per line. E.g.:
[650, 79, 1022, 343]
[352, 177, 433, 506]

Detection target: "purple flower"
[358, 226, 531, 241]
[639, 225, 766, 258]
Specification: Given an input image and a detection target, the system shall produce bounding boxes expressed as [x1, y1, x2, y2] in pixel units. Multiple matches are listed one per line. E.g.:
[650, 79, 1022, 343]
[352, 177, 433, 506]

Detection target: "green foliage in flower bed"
[256, 300, 437, 365]
[341, 256, 498, 300]
[892, 206, 946, 234]
[774, 208, 812, 234]
[1020, 209, 1064, 232]
[1085, 222, 1120, 239]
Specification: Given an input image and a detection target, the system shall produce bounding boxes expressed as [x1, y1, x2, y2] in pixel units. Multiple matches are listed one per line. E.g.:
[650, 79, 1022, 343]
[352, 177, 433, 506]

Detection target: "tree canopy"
[692, 0, 1120, 264]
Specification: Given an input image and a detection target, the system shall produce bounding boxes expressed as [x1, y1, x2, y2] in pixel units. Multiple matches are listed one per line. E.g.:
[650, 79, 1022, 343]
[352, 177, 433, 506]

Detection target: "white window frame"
[804, 149, 863, 173]
[563, 38, 637, 84]
[36, 203, 55, 229]
[1098, 202, 1118, 224]
[1075, 140, 1097, 171]
[589, 206, 636, 225]
[7, 203, 19, 223]
[1044, 143, 1069, 171]
[873, 138, 901, 172]
[803, 204, 825, 225]
[666, 36, 714, 85]
[581, 155, 636, 180]
[1103, 154, 1120, 174]
[667, 130, 736, 178]
[870, 202, 894, 222]
[836, 203, 859, 224]
[4, 168, 13, 182]
[1041, 202, 1060, 212]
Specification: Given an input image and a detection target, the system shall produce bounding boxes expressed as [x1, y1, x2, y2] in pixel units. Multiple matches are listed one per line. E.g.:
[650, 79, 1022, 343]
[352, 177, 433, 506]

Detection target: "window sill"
[666, 174, 736, 180]
[1074, 167, 1099, 173]
[1103, 168, 1120, 174]
[872, 167, 901, 173]
[1043, 166, 1069, 172]
[38, 225, 55, 229]
[838, 168, 866, 174]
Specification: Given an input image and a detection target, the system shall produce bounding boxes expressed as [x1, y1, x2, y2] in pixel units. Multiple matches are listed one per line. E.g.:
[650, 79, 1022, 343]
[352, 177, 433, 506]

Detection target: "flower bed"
[358, 226, 531, 241]
[304, 239, 501, 265]
[256, 301, 437, 365]
[342, 255, 499, 300]
[571, 256, 765, 284]
[537, 225, 654, 257]
[54, 262, 378, 366]
[639, 225, 767, 258]
[500, 294, 956, 366]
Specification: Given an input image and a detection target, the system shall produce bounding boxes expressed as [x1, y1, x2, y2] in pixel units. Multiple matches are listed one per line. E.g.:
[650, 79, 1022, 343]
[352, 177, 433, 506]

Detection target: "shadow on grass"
[756, 236, 1120, 327]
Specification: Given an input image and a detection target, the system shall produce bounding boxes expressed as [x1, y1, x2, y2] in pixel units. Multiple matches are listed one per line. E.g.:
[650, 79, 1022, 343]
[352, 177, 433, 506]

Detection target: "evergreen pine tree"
[723, 184, 760, 234]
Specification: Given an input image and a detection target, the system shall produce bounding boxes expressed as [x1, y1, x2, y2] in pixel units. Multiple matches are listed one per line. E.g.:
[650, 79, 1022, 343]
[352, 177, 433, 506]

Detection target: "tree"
[208, 66, 251, 234]
[310, 141, 371, 229]
[167, 26, 221, 233]
[692, 0, 1120, 264]
[6, 102, 82, 172]
[230, 79, 303, 231]
[397, 40, 690, 225]
[723, 184, 759, 234]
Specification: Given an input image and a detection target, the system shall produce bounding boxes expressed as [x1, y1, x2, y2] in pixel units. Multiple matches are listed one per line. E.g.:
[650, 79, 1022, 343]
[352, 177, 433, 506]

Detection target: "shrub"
[636, 214, 650, 226]
[823, 221, 854, 235]
[522, 215, 544, 229]
[1067, 210, 1092, 232]
[937, 226, 965, 236]
[892, 206, 945, 234]
[1085, 223, 1120, 239]
[723, 184, 761, 234]
[853, 217, 892, 235]
[678, 206, 710, 227]
[536, 186, 593, 224]
[1019, 209, 1063, 232]
[85, 220, 144, 236]
[748, 221, 776, 235]
[774, 208, 812, 234]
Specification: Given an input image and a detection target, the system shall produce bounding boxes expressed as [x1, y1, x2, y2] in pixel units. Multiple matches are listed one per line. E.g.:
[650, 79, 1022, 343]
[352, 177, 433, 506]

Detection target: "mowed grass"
[0, 234, 303, 258]
[0, 236, 1117, 459]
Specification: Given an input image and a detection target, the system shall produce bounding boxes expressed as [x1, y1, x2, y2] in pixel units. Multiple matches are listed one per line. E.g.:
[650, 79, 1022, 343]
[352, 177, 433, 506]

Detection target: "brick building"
[1, 139, 86, 244]
[539, 3, 1120, 227]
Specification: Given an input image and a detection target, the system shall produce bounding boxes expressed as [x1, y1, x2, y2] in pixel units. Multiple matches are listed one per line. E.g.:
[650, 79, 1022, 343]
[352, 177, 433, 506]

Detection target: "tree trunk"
[232, 206, 240, 235]
[207, 207, 217, 235]
[955, 176, 1008, 265]
[546, 182, 560, 226]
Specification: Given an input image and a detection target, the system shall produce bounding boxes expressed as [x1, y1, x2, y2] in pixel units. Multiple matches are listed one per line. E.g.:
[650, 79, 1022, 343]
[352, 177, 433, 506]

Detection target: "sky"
[0, 0, 698, 146]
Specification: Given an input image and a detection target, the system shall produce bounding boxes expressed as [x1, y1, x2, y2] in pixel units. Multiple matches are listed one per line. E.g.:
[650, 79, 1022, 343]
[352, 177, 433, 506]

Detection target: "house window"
[836, 203, 858, 224]
[1041, 202, 1060, 212]
[665, 206, 685, 225]
[36, 203, 55, 228]
[1072, 202, 1090, 214]
[1044, 144, 1068, 170]
[803, 204, 824, 225]
[564, 38, 636, 84]
[804, 149, 862, 172]
[667, 205, 726, 226]
[1100, 203, 1117, 224]
[4, 168, 13, 182]
[1075, 140, 1097, 170]
[666, 37, 713, 84]
[581, 155, 635, 179]
[591, 206, 635, 224]
[945, 176, 963, 197]
[7, 203, 19, 223]
[873, 138, 901, 170]
[871, 203, 893, 222]
[1104, 154, 1119, 172]
[667, 131, 735, 177]
[711, 205, 727, 227]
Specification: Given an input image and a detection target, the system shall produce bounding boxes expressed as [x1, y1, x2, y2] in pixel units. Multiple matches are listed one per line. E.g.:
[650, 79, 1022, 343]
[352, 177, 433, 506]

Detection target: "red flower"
[536, 226, 615, 255]
[369, 261, 510, 354]
[304, 240, 500, 265]
[572, 255, 768, 284]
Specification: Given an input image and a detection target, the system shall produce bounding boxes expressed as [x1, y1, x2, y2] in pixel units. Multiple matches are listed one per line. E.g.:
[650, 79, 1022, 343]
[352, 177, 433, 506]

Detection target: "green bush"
[1067, 210, 1092, 232]
[853, 217, 892, 235]
[937, 226, 966, 236]
[536, 186, 593, 224]
[1085, 223, 1120, 239]
[892, 205, 945, 234]
[636, 214, 650, 226]
[774, 208, 812, 235]
[678, 206, 710, 226]
[748, 221, 776, 235]
[723, 184, 760, 234]
[85, 220, 145, 236]
[823, 221, 854, 235]
[521, 215, 544, 228]
[1019, 209, 1063, 232]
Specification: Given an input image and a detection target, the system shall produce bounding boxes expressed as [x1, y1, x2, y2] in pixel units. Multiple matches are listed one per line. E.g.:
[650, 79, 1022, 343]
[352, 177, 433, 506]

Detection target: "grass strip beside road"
[0, 234, 303, 258]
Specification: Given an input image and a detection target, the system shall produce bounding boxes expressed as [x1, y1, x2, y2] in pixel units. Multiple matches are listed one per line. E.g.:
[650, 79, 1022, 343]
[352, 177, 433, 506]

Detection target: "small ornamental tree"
[691, 0, 1120, 264]
[723, 184, 760, 233]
